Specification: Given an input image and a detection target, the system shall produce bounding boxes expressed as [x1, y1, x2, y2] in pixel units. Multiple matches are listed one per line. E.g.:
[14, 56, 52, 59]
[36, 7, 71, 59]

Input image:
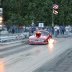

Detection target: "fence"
[0, 32, 29, 42]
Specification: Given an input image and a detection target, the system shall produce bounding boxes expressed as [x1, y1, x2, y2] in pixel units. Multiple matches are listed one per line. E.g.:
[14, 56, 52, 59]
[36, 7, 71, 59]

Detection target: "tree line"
[1, 0, 72, 26]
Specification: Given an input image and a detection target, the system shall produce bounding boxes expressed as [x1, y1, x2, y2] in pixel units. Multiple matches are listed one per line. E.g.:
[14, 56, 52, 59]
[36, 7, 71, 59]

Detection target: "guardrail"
[0, 32, 29, 42]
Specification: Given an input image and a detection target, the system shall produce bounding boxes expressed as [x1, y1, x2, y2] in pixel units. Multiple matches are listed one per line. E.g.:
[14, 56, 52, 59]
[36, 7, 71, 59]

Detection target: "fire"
[48, 39, 54, 44]
[0, 60, 4, 72]
[47, 39, 55, 52]
[48, 43, 54, 49]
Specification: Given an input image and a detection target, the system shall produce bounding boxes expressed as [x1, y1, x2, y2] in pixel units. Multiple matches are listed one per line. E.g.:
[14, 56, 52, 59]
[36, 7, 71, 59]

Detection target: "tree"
[2, 0, 72, 26]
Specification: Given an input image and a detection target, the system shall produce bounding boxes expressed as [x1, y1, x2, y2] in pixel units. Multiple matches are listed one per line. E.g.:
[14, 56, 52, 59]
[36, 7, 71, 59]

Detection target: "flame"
[0, 60, 4, 72]
[47, 39, 55, 53]
[48, 39, 54, 44]
[47, 43, 54, 53]
[48, 43, 54, 49]
[47, 39, 57, 53]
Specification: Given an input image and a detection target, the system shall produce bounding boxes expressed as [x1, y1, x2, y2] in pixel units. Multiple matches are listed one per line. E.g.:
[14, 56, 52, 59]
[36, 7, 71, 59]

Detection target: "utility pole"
[0, 0, 3, 24]
[0, 0, 1, 6]
[52, 8, 54, 27]
[52, 4, 59, 27]
[0, 0, 3, 37]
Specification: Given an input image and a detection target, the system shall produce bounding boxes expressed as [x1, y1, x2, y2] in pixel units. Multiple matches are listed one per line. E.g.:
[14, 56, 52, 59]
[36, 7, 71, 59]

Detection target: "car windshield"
[33, 31, 49, 36]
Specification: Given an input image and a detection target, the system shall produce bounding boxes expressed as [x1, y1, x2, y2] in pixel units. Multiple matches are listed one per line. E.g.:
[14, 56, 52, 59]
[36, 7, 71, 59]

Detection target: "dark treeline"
[1, 0, 72, 26]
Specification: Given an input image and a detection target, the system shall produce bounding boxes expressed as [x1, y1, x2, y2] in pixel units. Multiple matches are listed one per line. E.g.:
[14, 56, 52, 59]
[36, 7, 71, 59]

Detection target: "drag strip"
[0, 44, 40, 58]
[4, 38, 72, 72]
[34, 48, 72, 72]
[0, 38, 67, 58]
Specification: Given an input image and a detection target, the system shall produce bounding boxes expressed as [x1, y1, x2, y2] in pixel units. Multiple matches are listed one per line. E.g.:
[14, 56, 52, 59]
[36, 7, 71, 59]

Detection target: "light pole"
[0, 0, 3, 38]
[0, 16, 3, 38]
[0, 16, 3, 23]
[52, 8, 54, 27]
[0, 0, 1, 6]
[52, 4, 59, 27]
[0, 0, 3, 25]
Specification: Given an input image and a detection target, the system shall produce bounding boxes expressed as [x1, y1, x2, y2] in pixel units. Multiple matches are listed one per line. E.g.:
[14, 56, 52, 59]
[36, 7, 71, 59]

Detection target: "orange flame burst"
[0, 60, 4, 72]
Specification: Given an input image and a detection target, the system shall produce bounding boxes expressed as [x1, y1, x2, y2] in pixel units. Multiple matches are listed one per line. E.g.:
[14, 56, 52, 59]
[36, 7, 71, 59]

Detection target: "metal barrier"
[0, 32, 29, 42]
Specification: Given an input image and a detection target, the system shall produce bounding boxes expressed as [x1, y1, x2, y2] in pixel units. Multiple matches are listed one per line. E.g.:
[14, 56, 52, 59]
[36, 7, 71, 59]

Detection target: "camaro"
[28, 30, 52, 45]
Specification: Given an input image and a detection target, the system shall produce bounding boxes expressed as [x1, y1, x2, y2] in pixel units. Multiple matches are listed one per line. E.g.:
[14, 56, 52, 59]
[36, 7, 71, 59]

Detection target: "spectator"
[12, 28, 15, 33]
[54, 25, 59, 37]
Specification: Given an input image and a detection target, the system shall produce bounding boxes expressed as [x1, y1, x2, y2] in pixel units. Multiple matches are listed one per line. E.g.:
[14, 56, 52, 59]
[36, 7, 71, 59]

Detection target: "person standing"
[54, 25, 59, 37]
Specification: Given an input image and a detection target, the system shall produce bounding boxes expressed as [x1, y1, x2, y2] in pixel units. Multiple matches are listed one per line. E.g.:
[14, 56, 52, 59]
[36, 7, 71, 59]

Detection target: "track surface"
[0, 37, 72, 72]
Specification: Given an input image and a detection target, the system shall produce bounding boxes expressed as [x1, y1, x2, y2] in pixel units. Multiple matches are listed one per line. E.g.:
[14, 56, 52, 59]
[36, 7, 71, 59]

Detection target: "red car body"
[28, 31, 52, 45]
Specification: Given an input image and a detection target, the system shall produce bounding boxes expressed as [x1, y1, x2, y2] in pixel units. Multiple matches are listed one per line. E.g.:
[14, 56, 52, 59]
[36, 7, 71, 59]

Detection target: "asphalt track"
[0, 37, 72, 72]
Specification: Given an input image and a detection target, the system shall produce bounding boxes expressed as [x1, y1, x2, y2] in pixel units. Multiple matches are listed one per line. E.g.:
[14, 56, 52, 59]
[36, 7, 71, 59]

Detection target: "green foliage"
[2, 0, 72, 26]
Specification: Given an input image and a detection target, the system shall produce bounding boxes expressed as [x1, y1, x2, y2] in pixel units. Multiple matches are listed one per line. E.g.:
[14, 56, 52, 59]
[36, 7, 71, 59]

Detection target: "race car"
[28, 31, 52, 44]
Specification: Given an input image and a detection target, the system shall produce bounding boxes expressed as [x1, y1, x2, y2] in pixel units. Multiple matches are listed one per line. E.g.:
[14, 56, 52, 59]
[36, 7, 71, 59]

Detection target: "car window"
[33, 31, 49, 36]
